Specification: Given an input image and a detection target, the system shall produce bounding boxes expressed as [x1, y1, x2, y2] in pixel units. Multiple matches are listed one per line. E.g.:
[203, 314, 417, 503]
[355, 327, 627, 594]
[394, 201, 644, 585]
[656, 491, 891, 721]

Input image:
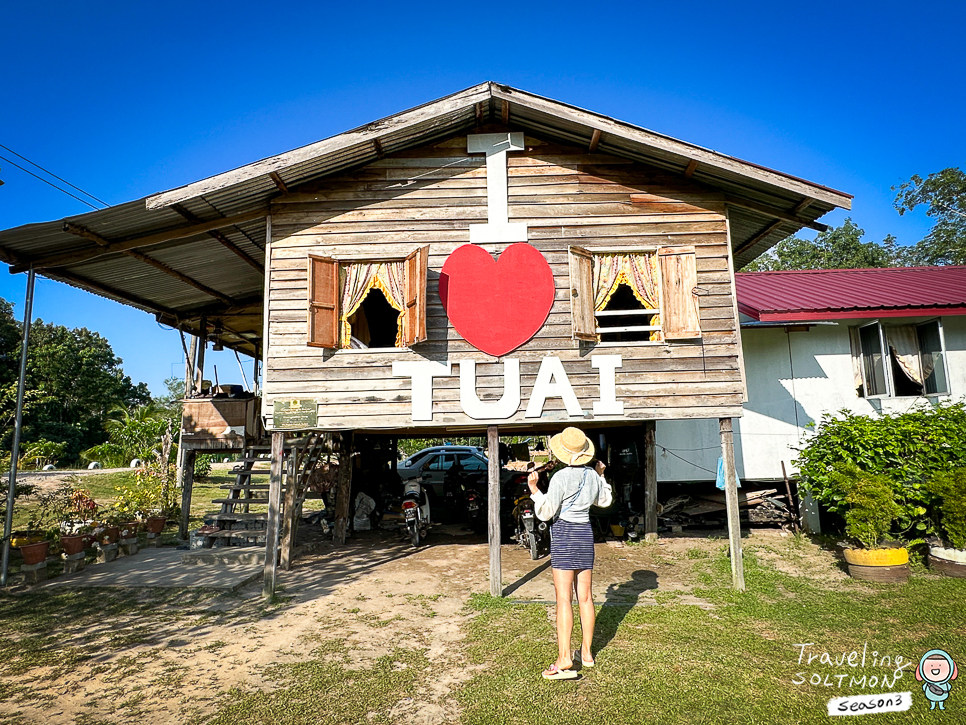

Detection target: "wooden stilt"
[487, 425, 501, 597]
[719, 418, 745, 591]
[643, 420, 658, 542]
[263, 431, 285, 598]
[178, 449, 196, 541]
[333, 431, 354, 545]
[280, 448, 298, 570]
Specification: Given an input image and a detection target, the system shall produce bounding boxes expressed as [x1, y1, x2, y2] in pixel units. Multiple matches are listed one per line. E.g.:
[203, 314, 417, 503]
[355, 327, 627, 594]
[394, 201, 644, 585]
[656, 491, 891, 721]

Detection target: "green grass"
[454, 550, 966, 725]
[208, 645, 428, 725]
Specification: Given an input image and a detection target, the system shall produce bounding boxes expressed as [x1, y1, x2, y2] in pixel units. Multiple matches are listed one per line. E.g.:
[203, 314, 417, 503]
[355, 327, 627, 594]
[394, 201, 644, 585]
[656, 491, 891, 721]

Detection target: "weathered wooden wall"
[263, 131, 744, 432]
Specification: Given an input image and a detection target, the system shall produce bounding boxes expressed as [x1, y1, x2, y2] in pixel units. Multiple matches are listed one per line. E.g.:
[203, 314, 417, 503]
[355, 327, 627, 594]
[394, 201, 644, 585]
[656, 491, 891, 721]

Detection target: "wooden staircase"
[200, 434, 330, 565]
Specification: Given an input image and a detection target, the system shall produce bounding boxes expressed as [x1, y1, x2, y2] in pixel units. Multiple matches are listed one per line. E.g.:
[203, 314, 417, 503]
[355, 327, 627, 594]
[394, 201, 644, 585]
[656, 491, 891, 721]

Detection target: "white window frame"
[855, 318, 950, 399]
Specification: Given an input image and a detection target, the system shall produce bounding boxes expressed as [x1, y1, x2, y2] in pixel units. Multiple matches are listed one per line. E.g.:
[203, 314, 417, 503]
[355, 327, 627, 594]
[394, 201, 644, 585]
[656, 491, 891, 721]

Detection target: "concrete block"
[21, 560, 47, 583]
[97, 543, 119, 563]
[61, 551, 86, 574]
[120, 540, 139, 556]
[145, 532, 161, 547]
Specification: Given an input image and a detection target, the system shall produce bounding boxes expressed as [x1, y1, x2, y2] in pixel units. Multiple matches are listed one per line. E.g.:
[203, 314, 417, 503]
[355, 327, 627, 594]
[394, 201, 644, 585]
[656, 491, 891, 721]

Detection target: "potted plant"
[144, 515, 167, 535]
[60, 486, 98, 555]
[924, 469, 966, 577]
[828, 464, 910, 583]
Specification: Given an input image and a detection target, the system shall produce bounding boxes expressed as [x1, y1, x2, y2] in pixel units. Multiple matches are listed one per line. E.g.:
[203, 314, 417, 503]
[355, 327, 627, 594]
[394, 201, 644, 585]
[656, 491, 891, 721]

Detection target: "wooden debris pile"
[659, 487, 794, 528]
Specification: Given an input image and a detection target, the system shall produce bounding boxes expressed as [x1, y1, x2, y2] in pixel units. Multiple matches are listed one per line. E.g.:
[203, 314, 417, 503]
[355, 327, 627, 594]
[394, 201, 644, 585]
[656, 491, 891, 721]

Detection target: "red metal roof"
[735, 266, 966, 322]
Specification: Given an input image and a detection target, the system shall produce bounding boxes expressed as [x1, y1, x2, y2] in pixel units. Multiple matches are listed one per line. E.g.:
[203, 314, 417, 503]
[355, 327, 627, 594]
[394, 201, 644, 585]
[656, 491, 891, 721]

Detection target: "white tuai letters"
[591, 355, 624, 415]
[390, 361, 451, 421]
[524, 356, 584, 418]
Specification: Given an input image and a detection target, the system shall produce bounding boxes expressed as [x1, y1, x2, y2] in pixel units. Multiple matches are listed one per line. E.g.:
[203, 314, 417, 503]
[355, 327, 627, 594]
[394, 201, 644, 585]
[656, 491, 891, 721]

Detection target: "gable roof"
[736, 266, 966, 321]
[0, 81, 852, 354]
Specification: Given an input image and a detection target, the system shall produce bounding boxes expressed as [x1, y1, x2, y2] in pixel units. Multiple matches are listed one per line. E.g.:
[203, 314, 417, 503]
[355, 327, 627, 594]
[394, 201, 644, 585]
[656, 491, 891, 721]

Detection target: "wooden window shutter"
[569, 245, 597, 341]
[658, 246, 702, 340]
[403, 245, 429, 346]
[307, 254, 339, 348]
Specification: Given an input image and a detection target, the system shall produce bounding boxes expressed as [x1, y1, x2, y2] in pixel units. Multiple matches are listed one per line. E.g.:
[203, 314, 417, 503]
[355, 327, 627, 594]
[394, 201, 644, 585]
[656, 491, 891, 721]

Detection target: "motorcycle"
[512, 491, 549, 559]
[401, 474, 432, 547]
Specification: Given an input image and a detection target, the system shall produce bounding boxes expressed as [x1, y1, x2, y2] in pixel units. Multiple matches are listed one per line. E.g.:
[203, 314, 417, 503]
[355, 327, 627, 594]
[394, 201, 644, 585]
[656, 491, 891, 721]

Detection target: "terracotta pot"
[120, 522, 139, 539]
[103, 526, 120, 544]
[929, 546, 966, 578]
[19, 541, 50, 565]
[81, 534, 96, 548]
[60, 535, 87, 556]
[145, 516, 166, 534]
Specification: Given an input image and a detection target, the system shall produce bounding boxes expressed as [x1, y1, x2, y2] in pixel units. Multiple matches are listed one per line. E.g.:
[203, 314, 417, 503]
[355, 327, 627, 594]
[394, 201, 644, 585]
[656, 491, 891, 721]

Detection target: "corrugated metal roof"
[0, 81, 851, 354]
[736, 267, 966, 321]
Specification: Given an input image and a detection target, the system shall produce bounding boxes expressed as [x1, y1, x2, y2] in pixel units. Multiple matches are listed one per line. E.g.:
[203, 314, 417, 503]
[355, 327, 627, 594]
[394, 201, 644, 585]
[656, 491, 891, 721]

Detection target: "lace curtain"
[339, 261, 406, 348]
[593, 253, 661, 340]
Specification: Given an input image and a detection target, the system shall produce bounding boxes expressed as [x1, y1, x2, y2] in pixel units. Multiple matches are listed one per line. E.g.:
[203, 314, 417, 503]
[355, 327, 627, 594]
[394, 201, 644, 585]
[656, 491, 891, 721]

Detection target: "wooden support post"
[487, 425, 501, 597]
[719, 418, 745, 591]
[263, 431, 285, 598]
[280, 449, 299, 571]
[178, 449, 196, 540]
[333, 431, 354, 545]
[195, 319, 207, 394]
[643, 421, 658, 542]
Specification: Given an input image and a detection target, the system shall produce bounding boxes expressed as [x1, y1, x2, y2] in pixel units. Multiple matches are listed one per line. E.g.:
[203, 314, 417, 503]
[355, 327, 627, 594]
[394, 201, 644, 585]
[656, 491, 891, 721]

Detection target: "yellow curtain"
[592, 253, 662, 341]
[339, 261, 406, 348]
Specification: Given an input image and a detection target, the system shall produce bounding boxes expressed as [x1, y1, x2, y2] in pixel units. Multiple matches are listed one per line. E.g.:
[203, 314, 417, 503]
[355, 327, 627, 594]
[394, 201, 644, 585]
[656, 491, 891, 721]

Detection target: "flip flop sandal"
[573, 651, 595, 668]
[542, 664, 578, 680]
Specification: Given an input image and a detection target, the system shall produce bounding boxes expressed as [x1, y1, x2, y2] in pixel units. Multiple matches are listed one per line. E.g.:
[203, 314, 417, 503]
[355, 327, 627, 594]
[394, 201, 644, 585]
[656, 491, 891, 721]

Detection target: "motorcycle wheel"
[409, 523, 420, 548]
[528, 531, 539, 560]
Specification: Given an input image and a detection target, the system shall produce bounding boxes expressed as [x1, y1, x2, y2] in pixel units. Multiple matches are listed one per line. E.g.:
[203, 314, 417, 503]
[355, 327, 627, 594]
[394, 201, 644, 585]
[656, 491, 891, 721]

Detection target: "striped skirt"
[550, 519, 595, 571]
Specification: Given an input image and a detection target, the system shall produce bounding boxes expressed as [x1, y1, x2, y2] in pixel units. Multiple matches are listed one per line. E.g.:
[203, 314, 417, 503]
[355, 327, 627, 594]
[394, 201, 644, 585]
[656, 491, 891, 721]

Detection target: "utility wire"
[0, 153, 101, 211]
[0, 143, 109, 207]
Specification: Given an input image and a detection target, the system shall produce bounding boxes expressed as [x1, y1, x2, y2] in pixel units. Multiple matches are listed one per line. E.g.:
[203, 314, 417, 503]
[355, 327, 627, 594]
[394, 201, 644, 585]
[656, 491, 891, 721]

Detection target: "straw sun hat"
[548, 427, 595, 466]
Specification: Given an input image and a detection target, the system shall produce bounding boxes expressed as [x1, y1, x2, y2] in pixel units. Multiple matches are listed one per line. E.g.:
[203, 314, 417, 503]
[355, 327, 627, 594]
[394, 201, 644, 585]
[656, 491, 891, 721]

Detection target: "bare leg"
[551, 568, 575, 670]
[575, 568, 595, 662]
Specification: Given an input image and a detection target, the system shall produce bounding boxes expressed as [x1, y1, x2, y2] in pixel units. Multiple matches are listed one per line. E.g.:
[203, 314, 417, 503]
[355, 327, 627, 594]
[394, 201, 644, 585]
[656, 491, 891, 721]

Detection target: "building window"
[852, 319, 949, 398]
[307, 246, 428, 349]
[568, 245, 702, 343]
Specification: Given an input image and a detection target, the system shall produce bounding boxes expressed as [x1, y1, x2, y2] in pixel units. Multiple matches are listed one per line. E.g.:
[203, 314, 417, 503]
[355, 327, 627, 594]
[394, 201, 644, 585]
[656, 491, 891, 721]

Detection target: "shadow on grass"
[595, 569, 658, 654]
[502, 559, 551, 597]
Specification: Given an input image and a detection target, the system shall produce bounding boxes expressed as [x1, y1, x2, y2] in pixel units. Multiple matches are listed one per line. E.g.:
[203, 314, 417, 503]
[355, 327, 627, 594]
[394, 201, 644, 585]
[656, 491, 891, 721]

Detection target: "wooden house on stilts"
[0, 83, 851, 595]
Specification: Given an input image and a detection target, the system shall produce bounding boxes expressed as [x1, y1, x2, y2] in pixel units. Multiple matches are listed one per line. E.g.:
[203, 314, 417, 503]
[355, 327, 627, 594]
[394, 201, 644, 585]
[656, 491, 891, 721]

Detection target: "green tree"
[742, 218, 899, 271]
[893, 167, 966, 266]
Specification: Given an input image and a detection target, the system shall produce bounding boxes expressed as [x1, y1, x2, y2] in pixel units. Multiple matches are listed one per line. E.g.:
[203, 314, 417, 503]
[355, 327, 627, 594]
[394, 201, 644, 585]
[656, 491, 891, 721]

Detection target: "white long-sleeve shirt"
[531, 466, 613, 523]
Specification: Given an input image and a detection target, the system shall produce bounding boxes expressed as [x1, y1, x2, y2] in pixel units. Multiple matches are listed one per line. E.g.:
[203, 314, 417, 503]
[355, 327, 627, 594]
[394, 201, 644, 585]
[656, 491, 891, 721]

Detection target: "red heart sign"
[439, 243, 555, 356]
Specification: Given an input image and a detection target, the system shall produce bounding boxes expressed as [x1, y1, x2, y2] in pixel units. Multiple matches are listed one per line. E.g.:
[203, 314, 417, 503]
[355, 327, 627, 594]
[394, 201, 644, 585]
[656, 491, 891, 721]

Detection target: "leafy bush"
[21, 439, 66, 470]
[194, 454, 215, 480]
[796, 403, 966, 538]
[826, 464, 902, 549]
[924, 469, 966, 549]
[81, 405, 173, 467]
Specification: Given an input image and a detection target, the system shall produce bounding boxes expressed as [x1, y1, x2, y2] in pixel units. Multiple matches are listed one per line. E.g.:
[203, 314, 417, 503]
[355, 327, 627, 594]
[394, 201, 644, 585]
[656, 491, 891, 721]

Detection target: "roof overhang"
[0, 81, 852, 354]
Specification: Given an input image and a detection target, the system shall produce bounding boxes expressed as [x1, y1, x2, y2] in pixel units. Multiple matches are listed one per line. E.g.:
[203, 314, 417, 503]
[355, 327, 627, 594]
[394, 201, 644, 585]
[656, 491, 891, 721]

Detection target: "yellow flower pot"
[842, 548, 909, 566]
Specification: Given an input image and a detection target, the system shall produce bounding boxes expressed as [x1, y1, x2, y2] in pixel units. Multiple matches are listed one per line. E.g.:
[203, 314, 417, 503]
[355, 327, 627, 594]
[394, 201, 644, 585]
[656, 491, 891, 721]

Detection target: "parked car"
[398, 447, 516, 499]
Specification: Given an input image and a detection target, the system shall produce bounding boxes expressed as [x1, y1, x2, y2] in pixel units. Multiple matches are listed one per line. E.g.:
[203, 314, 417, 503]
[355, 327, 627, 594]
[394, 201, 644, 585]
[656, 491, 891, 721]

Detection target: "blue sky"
[1, 1, 963, 395]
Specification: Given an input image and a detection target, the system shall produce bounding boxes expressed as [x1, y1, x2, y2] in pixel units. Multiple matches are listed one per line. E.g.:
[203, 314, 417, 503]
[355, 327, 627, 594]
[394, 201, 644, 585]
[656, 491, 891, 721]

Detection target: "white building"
[658, 266, 966, 491]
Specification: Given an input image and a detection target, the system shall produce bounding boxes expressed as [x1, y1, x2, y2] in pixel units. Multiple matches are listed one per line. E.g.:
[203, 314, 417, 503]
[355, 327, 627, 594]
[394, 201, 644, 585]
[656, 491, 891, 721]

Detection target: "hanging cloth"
[592, 253, 662, 341]
[886, 326, 923, 385]
[339, 261, 407, 348]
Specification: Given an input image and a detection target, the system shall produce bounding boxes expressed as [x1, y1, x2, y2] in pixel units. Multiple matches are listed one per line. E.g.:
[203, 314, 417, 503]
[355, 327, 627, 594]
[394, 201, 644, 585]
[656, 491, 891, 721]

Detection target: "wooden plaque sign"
[273, 399, 318, 429]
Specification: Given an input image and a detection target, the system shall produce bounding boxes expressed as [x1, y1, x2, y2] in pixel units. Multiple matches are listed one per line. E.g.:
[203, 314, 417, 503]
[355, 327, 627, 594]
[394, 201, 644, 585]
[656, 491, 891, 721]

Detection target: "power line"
[0, 153, 101, 211]
[0, 143, 109, 207]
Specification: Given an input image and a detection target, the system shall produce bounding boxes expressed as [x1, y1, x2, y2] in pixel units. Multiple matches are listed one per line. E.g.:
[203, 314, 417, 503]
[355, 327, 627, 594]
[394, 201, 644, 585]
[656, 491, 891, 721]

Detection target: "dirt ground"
[0, 523, 850, 725]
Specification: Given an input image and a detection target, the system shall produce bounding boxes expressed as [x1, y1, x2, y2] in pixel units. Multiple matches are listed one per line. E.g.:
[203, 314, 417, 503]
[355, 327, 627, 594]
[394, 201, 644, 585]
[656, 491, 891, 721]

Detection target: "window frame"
[854, 318, 950, 399]
[305, 247, 428, 351]
[568, 245, 704, 347]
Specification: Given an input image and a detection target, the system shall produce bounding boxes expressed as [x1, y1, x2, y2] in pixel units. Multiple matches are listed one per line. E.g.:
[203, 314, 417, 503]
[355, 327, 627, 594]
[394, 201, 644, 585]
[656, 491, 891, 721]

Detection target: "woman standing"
[528, 427, 612, 680]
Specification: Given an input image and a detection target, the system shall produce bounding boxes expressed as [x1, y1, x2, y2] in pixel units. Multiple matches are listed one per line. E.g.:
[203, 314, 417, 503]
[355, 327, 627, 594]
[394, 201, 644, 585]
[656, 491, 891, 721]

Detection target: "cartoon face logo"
[916, 649, 958, 711]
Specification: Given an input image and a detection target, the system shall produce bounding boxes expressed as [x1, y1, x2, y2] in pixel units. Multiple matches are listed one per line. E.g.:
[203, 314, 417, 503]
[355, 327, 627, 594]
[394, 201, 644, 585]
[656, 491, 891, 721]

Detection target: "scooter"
[512, 491, 548, 560]
[401, 474, 432, 547]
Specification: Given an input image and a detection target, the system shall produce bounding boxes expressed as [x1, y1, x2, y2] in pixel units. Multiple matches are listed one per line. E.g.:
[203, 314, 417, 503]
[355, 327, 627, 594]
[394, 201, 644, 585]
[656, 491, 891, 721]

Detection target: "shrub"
[796, 403, 966, 538]
[924, 469, 966, 549]
[194, 454, 215, 480]
[20, 439, 66, 470]
[826, 464, 903, 549]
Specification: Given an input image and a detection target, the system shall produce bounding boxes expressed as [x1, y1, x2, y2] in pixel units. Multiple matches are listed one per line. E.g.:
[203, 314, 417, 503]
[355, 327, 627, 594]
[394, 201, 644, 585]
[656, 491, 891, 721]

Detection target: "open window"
[569, 245, 702, 343]
[851, 319, 949, 398]
[307, 246, 428, 349]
